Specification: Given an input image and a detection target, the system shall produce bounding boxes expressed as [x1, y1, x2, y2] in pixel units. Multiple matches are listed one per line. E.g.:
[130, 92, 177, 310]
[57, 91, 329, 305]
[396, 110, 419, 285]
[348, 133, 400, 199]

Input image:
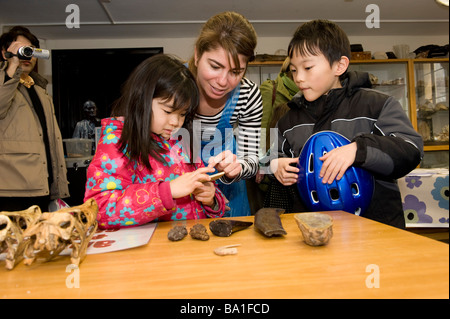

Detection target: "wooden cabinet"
[248, 58, 449, 168]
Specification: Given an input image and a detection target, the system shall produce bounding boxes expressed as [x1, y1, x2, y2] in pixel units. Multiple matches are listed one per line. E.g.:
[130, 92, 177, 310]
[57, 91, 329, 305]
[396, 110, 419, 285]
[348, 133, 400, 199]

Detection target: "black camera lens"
[21, 47, 34, 57]
[17, 46, 34, 60]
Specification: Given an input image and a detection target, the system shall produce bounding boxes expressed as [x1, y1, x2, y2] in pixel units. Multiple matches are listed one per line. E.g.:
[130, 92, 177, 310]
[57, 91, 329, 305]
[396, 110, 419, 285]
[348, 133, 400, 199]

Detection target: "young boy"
[269, 20, 423, 228]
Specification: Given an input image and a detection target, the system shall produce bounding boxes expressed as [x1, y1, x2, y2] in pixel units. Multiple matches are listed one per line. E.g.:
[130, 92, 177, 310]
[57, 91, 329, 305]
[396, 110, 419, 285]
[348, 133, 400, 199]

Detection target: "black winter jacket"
[273, 71, 423, 228]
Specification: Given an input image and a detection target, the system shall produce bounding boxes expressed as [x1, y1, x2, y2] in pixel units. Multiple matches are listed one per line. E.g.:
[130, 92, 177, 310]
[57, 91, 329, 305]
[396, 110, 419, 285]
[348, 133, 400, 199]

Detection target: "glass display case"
[414, 59, 449, 168]
[414, 60, 449, 146]
[348, 60, 410, 117]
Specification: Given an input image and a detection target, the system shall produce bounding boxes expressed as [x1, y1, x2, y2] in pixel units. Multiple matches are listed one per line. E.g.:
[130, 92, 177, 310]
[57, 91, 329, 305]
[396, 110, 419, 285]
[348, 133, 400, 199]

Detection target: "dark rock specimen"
[189, 224, 210, 241]
[209, 219, 253, 237]
[167, 225, 188, 241]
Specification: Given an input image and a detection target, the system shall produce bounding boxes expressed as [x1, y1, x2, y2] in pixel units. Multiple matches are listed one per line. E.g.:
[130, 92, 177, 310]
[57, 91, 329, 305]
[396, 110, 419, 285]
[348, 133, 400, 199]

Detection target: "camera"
[5, 46, 50, 60]
[17, 46, 50, 60]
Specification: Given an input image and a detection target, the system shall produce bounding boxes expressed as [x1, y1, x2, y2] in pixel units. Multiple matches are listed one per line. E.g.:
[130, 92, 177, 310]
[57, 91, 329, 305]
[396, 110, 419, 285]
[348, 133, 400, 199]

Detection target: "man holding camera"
[0, 26, 69, 212]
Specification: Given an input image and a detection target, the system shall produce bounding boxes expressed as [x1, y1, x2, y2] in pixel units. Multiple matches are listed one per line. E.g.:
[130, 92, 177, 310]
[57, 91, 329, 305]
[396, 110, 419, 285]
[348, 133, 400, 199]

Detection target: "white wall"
[38, 34, 449, 94]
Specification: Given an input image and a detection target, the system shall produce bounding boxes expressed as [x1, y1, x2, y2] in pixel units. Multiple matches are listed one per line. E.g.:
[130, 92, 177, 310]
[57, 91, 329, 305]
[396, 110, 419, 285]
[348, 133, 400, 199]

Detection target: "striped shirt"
[194, 77, 263, 182]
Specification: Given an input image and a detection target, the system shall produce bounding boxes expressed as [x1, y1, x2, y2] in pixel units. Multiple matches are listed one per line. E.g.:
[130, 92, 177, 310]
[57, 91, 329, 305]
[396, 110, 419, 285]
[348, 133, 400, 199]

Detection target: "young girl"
[84, 54, 226, 229]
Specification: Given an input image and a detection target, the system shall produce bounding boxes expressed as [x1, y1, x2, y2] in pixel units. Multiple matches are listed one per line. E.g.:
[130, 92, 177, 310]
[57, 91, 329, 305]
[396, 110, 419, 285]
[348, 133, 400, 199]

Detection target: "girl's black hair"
[111, 54, 199, 170]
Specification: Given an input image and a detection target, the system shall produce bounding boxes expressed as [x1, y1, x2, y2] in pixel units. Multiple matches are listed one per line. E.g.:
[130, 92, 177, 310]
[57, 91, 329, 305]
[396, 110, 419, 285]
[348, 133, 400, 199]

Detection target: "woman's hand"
[169, 166, 214, 199]
[270, 157, 299, 186]
[208, 150, 241, 179]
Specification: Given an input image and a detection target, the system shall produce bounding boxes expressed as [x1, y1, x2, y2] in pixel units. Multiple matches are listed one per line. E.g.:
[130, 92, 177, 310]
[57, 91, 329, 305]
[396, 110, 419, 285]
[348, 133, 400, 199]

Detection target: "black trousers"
[0, 196, 50, 213]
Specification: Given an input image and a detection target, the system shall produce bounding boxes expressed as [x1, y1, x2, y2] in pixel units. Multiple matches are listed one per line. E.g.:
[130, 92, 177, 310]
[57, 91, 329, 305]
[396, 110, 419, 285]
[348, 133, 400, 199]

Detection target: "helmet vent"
[329, 188, 340, 201]
[311, 190, 319, 203]
[351, 183, 360, 196]
[308, 154, 314, 172]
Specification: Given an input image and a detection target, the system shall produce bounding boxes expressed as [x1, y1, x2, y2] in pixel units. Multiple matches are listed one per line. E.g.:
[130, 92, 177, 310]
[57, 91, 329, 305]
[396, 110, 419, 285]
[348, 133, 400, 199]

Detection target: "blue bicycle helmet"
[297, 131, 374, 216]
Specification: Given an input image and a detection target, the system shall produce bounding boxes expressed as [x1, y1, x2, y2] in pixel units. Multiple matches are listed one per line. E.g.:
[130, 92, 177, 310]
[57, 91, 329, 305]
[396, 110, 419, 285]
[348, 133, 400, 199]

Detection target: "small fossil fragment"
[294, 213, 333, 246]
[214, 244, 241, 256]
[167, 225, 188, 241]
[254, 208, 287, 237]
[209, 219, 253, 237]
[189, 224, 209, 241]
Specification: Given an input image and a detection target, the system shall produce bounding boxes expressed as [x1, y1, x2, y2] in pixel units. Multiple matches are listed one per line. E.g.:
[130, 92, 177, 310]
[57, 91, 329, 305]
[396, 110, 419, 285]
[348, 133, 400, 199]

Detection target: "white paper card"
[60, 222, 157, 255]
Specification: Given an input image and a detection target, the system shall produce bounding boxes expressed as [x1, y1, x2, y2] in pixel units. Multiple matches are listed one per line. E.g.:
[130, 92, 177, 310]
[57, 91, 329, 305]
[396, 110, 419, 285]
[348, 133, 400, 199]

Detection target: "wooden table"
[1, 211, 448, 299]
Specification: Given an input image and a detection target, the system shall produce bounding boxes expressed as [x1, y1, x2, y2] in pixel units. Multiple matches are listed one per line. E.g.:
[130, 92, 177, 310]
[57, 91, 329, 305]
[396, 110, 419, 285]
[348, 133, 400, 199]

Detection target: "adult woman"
[187, 12, 263, 216]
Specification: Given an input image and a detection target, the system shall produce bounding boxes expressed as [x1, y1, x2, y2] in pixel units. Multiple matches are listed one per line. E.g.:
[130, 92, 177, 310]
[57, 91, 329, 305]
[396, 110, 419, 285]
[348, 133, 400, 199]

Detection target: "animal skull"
[22, 199, 98, 267]
[0, 206, 42, 270]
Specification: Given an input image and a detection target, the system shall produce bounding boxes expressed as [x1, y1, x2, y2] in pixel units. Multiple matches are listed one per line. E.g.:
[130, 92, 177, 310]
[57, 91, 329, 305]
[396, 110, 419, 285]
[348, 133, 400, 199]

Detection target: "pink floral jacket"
[84, 117, 226, 229]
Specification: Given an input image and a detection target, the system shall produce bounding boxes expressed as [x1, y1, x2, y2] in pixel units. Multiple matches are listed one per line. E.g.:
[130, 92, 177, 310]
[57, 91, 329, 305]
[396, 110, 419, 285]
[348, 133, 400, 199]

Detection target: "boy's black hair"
[0, 26, 40, 61]
[288, 20, 351, 68]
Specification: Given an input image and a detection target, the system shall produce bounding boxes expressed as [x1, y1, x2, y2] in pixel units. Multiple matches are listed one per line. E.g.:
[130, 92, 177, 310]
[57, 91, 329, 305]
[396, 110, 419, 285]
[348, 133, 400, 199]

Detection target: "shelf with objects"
[248, 58, 449, 168]
[413, 58, 449, 168]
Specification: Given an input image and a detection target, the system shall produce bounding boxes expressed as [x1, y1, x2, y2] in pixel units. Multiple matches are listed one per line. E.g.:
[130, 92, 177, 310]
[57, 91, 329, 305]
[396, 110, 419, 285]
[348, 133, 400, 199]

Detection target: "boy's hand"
[270, 157, 299, 186]
[193, 182, 216, 207]
[169, 166, 214, 199]
[319, 142, 357, 184]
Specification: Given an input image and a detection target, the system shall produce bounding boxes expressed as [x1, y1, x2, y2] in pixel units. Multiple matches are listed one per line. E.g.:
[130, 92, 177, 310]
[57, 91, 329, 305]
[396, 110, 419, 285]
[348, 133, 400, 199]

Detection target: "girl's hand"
[193, 181, 216, 207]
[319, 142, 357, 184]
[270, 157, 299, 186]
[169, 166, 214, 199]
[208, 150, 241, 179]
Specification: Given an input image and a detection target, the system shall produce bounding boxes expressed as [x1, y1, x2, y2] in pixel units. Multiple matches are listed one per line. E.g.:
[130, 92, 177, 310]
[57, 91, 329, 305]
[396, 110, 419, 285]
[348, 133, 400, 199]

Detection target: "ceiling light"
[435, 0, 449, 6]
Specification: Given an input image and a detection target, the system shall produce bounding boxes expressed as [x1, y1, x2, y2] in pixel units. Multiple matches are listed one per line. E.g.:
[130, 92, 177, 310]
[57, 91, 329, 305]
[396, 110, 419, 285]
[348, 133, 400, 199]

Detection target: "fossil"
[214, 244, 241, 256]
[167, 225, 188, 241]
[209, 219, 253, 237]
[189, 224, 209, 241]
[254, 208, 287, 237]
[294, 213, 333, 246]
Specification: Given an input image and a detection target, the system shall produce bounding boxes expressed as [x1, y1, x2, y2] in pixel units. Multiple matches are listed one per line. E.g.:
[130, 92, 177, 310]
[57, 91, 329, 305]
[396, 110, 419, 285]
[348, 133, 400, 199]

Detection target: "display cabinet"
[248, 58, 449, 168]
[349, 60, 410, 117]
[414, 59, 449, 168]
